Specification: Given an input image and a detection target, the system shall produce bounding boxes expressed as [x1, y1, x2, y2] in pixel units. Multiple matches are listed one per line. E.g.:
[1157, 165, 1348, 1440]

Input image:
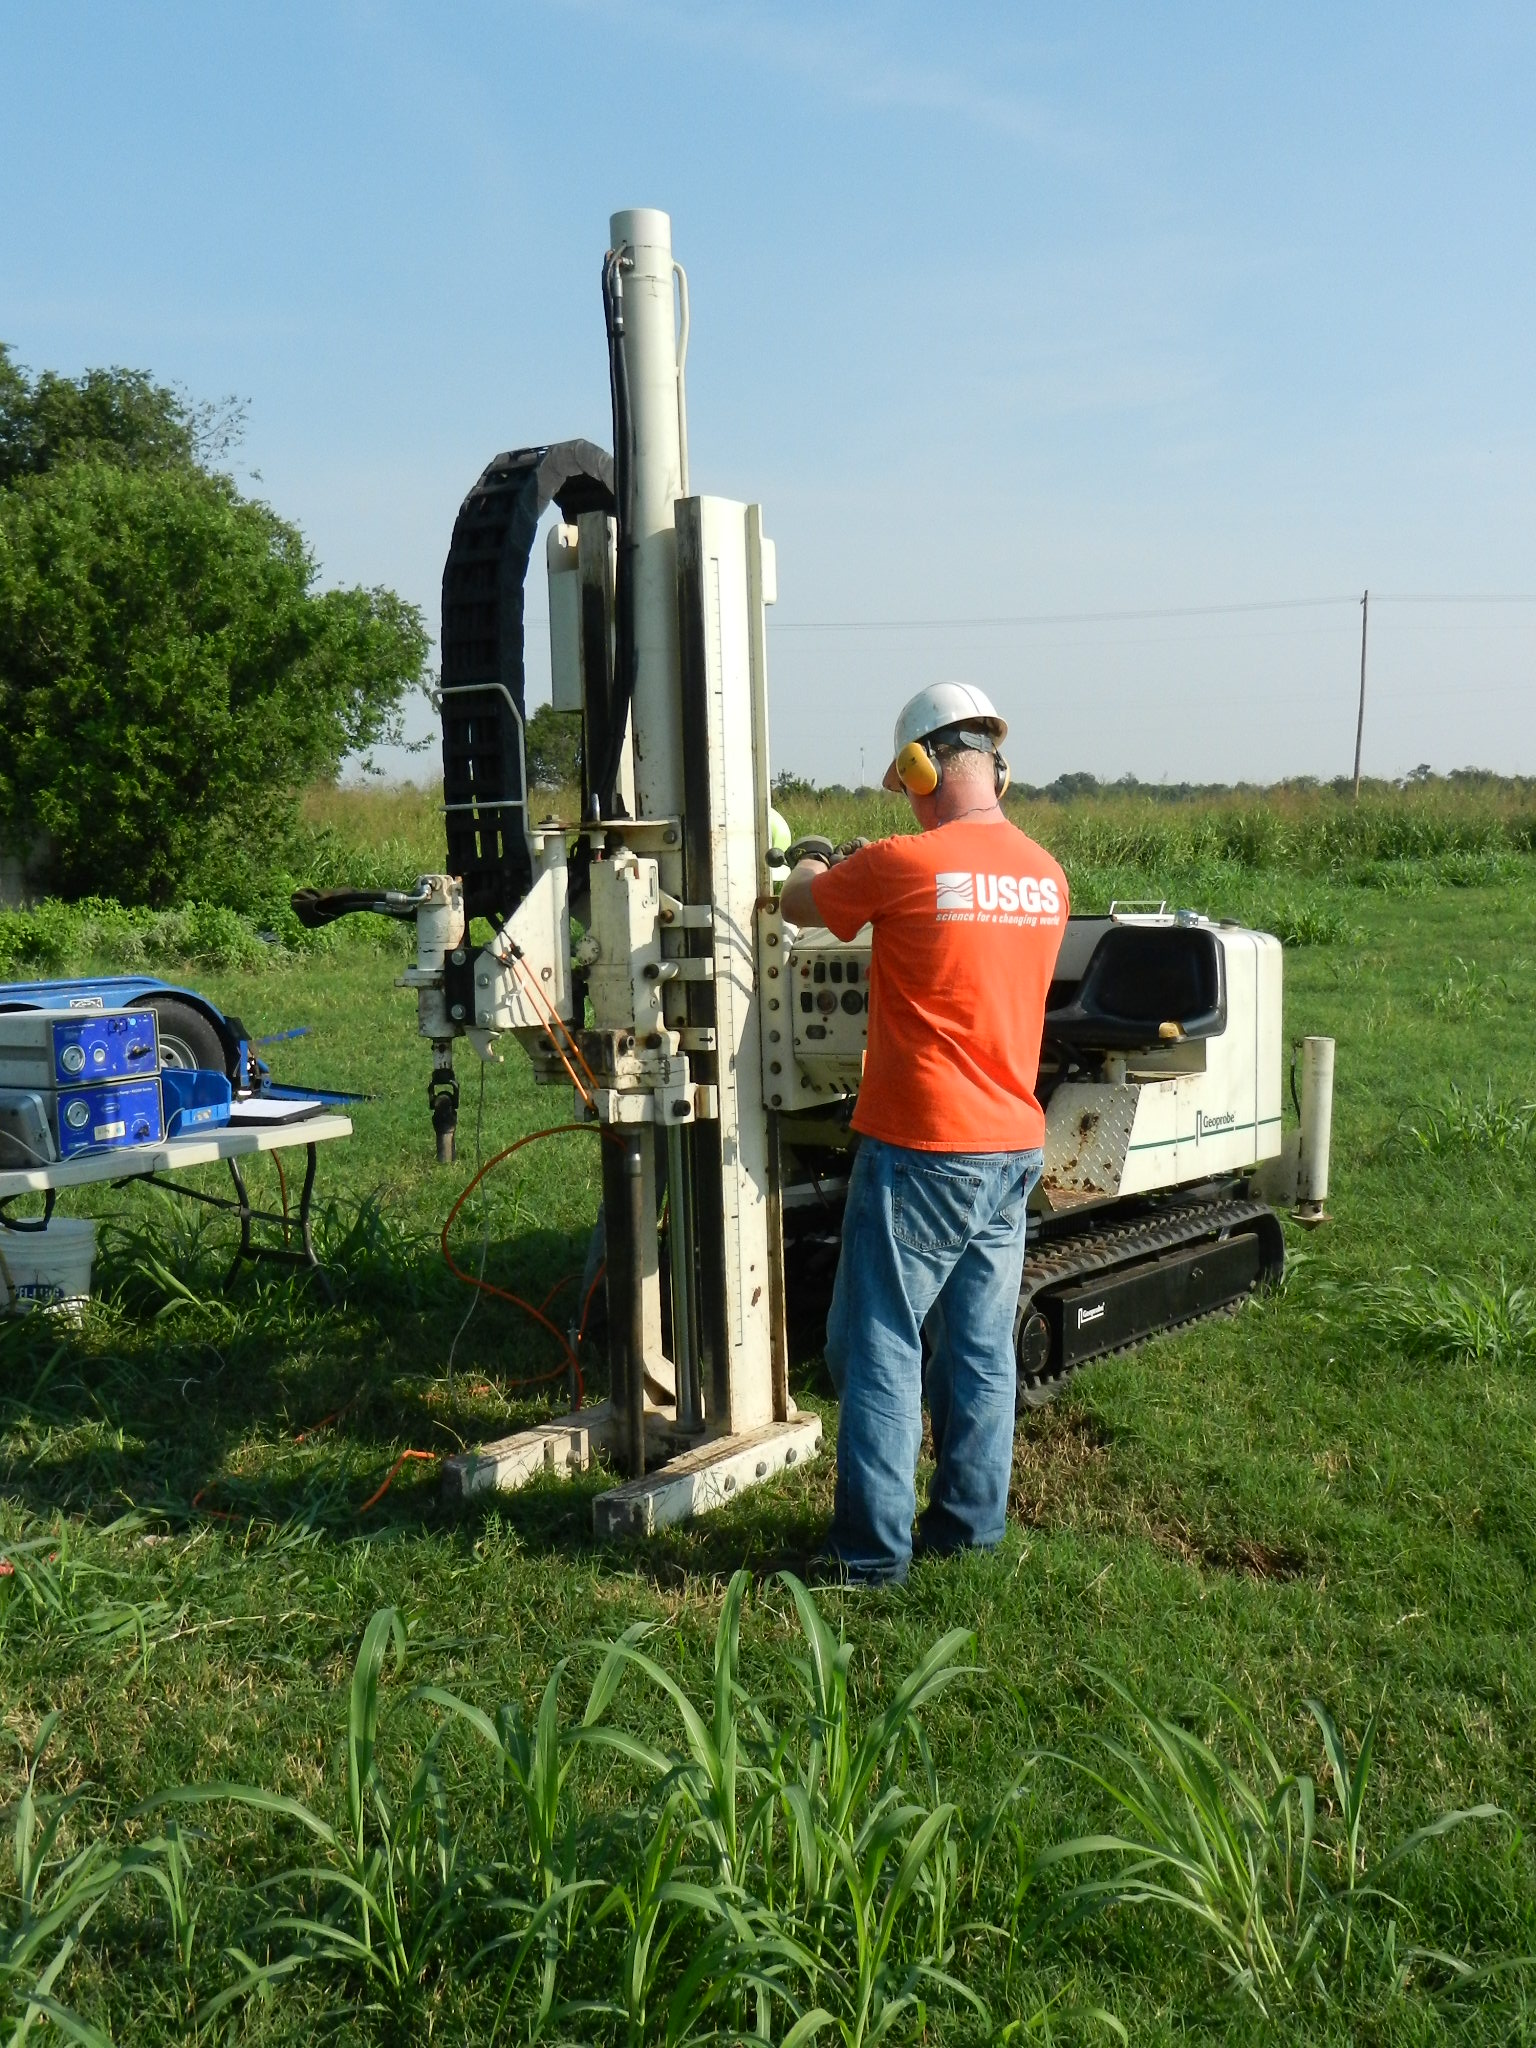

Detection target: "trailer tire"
[142, 996, 233, 1078]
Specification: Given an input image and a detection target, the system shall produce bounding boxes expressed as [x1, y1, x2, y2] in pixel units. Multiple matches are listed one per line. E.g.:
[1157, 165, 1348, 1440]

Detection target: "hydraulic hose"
[596, 247, 638, 820]
[289, 885, 429, 929]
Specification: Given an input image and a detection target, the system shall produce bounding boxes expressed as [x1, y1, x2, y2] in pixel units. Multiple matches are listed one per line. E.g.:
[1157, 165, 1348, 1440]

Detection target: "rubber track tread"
[1016, 1196, 1283, 1403]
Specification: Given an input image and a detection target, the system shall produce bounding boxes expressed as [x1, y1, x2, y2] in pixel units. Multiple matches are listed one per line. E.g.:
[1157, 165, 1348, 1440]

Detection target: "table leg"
[0, 1188, 56, 1232]
[123, 1148, 333, 1301]
[296, 1144, 333, 1302]
[223, 1158, 254, 1292]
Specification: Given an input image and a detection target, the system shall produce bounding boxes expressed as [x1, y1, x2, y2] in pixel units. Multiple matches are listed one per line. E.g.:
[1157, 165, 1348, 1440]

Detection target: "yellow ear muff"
[896, 740, 940, 796]
[995, 751, 1011, 799]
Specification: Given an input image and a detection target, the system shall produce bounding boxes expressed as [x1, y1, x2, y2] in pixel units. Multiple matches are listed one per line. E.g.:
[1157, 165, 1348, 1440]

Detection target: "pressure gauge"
[60, 1044, 86, 1075]
[64, 1098, 92, 1130]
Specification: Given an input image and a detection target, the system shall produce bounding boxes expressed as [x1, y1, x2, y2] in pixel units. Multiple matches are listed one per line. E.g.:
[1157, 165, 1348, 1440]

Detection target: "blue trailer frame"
[0, 976, 363, 1105]
[0, 974, 249, 1073]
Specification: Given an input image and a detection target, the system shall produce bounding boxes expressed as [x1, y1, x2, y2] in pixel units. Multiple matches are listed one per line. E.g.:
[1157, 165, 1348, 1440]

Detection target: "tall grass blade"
[1018, 1669, 1506, 2015]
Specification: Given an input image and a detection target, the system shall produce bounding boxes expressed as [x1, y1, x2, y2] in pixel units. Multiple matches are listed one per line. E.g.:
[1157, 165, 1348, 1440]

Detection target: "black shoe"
[804, 1548, 907, 1592]
[911, 1534, 998, 1565]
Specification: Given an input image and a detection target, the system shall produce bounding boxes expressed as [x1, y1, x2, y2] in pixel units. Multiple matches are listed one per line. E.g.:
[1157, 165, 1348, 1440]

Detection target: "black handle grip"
[289, 887, 426, 930]
[783, 836, 835, 869]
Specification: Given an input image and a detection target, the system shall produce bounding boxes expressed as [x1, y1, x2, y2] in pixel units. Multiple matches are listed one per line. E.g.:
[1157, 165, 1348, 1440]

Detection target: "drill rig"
[297, 206, 1334, 1538]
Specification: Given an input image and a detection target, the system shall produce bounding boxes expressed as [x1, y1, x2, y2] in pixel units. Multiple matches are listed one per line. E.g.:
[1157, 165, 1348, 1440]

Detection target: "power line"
[771, 595, 1358, 632]
[534, 594, 1536, 633]
[1372, 593, 1536, 605]
[769, 592, 1536, 633]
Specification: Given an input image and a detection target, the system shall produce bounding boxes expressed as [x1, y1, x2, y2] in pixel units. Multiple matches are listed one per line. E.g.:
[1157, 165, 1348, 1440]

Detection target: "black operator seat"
[1043, 922, 1226, 1052]
[1045, 916, 1115, 1009]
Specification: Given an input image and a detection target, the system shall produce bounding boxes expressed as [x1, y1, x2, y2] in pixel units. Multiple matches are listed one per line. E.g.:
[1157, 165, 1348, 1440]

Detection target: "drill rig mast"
[405, 208, 815, 1535]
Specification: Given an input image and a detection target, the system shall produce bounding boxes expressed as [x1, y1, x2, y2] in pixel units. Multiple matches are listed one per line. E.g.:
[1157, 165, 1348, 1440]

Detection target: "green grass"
[3, 808, 1536, 2039]
[292, 774, 1536, 883]
[4, 775, 1530, 972]
[1403, 1081, 1536, 1157]
[1346, 1268, 1536, 1373]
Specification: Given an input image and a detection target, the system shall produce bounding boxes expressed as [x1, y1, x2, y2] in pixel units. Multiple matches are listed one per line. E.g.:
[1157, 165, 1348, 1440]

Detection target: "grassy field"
[2, 788, 1536, 2042]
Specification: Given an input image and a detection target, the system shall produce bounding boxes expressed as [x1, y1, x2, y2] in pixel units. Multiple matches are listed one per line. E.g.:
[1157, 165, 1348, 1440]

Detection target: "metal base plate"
[440, 1403, 822, 1538]
[592, 1416, 822, 1539]
[441, 1412, 599, 1498]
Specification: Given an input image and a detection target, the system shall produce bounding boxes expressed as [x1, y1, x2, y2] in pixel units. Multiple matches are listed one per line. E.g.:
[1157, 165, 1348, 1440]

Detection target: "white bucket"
[0, 1218, 97, 1316]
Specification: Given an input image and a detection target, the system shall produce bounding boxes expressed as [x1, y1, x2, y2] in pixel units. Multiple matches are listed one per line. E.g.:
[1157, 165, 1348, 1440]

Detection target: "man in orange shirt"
[779, 684, 1068, 1584]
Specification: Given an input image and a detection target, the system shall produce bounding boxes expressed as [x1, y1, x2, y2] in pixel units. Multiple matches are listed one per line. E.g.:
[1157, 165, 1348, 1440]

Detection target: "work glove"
[833, 837, 871, 864]
[783, 835, 835, 868]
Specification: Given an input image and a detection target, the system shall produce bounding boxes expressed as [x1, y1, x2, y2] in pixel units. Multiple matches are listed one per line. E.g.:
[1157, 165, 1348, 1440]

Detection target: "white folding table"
[0, 1115, 354, 1293]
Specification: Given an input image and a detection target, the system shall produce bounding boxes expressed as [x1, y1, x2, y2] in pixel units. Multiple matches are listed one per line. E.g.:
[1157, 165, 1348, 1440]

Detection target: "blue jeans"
[825, 1136, 1043, 1584]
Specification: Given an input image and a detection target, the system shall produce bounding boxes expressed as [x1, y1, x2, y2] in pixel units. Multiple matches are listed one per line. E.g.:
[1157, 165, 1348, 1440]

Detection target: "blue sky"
[3, 2, 1533, 785]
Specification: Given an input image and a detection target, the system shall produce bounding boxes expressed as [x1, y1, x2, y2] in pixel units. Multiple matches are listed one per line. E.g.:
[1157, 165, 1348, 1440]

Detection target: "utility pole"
[1351, 588, 1369, 802]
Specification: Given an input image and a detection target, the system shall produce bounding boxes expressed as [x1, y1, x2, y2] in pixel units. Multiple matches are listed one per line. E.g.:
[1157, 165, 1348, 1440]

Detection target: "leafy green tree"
[524, 701, 582, 791]
[1046, 771, 1102, 801]
[0, 342, 245, 484]
[0, 349, 427, 904]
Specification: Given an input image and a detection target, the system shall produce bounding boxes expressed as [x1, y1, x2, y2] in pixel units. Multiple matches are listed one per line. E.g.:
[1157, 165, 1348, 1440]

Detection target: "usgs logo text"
[934, 873, 1062, 915]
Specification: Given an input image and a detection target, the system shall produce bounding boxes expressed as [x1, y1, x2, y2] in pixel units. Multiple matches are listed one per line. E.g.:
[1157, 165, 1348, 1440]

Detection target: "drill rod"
[666, 1120, 702, 1432]
[601, 1130, 649, 1479]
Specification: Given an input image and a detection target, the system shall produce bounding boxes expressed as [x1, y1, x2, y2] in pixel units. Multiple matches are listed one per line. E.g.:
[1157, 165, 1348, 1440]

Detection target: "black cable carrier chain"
[439, 441, 616, 924]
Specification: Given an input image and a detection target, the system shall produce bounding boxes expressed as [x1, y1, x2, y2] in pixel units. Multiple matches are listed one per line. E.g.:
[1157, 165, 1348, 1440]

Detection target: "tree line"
[771, 765, 1533, 806]
[0, 348, 427, 906]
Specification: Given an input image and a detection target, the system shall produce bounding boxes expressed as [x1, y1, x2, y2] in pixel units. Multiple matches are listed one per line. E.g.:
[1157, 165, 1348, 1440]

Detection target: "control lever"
[290, 885, 431, 930]
[766, 836, 866, 872]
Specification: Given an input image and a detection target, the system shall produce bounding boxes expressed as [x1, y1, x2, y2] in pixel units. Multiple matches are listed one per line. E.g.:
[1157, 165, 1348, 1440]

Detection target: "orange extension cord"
[439, 1120, 620, 1408]
[354, 1122, 617, 1507]
[193, 1123, 616, 1523]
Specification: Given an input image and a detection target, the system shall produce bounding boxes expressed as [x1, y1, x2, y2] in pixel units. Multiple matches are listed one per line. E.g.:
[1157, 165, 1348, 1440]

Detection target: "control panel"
[0, 1009, 160, 1092]
[758, 922, 872, 1111]
[52, 1077, 165, 1158]
[793, 944, 869, 1055]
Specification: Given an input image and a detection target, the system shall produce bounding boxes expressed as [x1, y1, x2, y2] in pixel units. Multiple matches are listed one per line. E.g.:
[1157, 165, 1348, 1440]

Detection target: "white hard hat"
[882, 682, 1008, 792]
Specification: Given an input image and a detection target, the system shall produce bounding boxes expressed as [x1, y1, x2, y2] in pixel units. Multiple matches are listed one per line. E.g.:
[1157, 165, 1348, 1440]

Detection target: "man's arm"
[779, 854, 830, 927]
[779, 835, 875, 928]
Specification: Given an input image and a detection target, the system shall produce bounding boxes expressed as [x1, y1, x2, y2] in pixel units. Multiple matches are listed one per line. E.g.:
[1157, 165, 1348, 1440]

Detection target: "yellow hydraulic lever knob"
[896, 741, 939, 795]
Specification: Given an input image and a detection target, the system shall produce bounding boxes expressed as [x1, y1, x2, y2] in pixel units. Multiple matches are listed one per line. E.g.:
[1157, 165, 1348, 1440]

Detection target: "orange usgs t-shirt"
[809, 821, 1069, 1153]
